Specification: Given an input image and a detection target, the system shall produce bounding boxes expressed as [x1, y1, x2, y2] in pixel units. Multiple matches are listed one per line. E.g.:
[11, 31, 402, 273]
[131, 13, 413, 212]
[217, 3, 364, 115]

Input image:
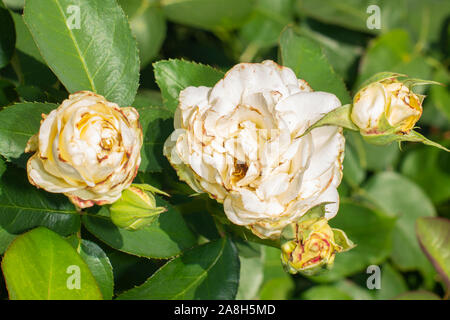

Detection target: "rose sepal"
[109, 185, 168, 231]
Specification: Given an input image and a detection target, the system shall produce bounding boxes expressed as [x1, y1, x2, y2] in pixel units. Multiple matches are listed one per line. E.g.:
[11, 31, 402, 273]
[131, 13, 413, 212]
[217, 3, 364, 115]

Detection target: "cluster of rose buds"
[25, 62, 446, 276]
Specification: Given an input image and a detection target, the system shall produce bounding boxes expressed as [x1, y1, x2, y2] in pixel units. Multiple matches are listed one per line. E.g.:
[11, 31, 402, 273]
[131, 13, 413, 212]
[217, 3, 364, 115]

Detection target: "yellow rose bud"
[25, 91, 143, 208]
[281, 217, 354, 275]
[110, 184, 167, 231]
[352, 78, 422, 135]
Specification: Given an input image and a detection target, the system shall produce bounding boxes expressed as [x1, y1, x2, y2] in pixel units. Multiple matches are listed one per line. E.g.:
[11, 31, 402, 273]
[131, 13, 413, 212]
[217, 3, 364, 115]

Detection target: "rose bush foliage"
[0, 0, 449, 301]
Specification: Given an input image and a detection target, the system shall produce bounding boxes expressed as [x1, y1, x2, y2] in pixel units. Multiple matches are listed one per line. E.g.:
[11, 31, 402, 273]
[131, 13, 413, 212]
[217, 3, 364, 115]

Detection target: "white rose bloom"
[351, 79, 422, 134]
[164, 60, 345, 239]
[26, 91, 143, 208]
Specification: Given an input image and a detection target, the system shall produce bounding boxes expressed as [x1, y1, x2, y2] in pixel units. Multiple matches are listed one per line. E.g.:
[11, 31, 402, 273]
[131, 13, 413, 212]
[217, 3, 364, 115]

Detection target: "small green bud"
[110, 185, 167, 231]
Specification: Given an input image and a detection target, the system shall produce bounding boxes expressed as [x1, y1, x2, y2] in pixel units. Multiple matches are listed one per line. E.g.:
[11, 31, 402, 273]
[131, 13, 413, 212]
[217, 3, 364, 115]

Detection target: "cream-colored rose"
[26, 91, 143, 208]
[351, 79, 422, 134]
[164, 60, 345, 239]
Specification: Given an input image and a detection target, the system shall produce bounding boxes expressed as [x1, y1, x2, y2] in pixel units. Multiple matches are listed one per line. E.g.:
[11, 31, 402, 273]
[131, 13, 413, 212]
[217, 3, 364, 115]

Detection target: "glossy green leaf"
[24, 0, 139, 106]
[363, 172, 436, 286]
[10, 12, 58, 87]
[0, 102, 56, 165]
[154, 59, 224, 113]
[296, 20, 364, 81]
[2, 0, 24, 10]
[295, 0, 379, 34]
[395, 290, 441, 300]
[239, 0, 293, 53]
[402, 146, 450, 205]
[342, 133, 366, 187]
[332, 280, 373, 300]
[279, 26, 351, 104]
[132, 89, 163, 108]
[0, 166, 80, 235]
[0, 226, 16, 255]
[119, 0, 166, 68]
[297, 0, 449, 45]
[0, 5, 15, 68]
[416, 217, 450, 289]
[311, 201, 395, 282]
[82, 198, 196, 259]
[117, 237, 240, 299]
[259, 277, 294, 300]
[0, 79, 17, 107]
[345, 131, 400, 172]
[258, 246, 294, 299]
[2, 227, 102, 299]
[137, 104, 173, 172]
[375, 263, 408, 300]
[161, 0, 255, 31]
[430, 68, 450, 121]
[67, 237, 114, 300]
[356, 30, 432, 89]
[301, 285, 352, 300]
[235, 242, 264, 300]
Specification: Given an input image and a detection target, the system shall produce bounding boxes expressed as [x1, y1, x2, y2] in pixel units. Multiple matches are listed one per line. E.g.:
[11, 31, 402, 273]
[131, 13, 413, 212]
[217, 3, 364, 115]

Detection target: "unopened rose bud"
[280, 217, 354, 275]
[109, 184, 167, 231]
[351, 78, 422, 137]
[305, 72, 448, 151]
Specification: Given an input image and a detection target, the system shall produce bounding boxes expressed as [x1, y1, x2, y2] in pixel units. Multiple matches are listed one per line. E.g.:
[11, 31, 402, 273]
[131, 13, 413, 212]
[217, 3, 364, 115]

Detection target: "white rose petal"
[26, 91, 143, 208]
[164, 60, 345, 239]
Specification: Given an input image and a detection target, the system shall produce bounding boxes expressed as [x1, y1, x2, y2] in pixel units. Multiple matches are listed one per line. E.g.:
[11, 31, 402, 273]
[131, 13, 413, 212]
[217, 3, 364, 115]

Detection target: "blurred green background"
[0, 0, 449, 300]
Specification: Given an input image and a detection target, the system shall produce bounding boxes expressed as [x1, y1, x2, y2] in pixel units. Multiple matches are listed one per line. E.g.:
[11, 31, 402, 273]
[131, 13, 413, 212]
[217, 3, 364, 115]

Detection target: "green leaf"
[416, 217, 450, 289]
[300, 104, 358, 137]
[295, 0, 379, 34]
[132, 89, 163, 108]
[2, 0, 24, 10]
[0, 166, 80, 235]
[375, 263, 408, 300]
[311, 201, 395, 282]
[395, 290, 441, 300]
[1, 227, 102, 299]
[161, 0, 255, 31]
[239, 0, 294, 51]
[67, 237, 114, 300]
[296, 20, 364, 81]
[301, 285, 352, 300]
[82, 198, 197, 259]
[430, 68, 450, 121]
[235, 242, 264, 300]
[119, 0, 166, 68]
[258, 246, 294, 299]
[399, 131, 450, 152]
[279, 26, 351, 104]
[297, 0, 449, 46]
[117, 237, 240, 299]
[259, 277, 294, 300]
[356, 30, 432, 89]
[137, 104, 173, 172]
[401, 146, 450, 205]
[0, 5, 15, 68]
[345, 131, 400, 172]
[0, 102, 56, 165]
[0, 226, 16, 255]
[332, 280, 373, 300]
[24, 0, 139, 106]
[363, 172, 437, 286]
[154, 59, 224, 113]
[342, 133, 366, 187]
[10, 12, 58, 87]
